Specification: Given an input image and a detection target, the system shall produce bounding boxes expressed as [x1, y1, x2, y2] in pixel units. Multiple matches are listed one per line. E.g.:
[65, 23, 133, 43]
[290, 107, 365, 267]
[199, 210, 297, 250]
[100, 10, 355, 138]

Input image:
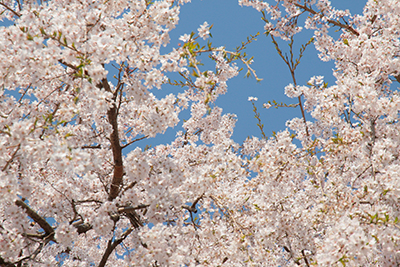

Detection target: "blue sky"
[147, 0, 367, 148]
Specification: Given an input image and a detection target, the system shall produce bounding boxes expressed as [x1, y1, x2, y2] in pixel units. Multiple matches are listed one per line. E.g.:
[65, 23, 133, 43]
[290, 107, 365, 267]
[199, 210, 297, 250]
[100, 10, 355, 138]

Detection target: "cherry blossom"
[0, 0, 400, 266]
[197, 21, 210, 40]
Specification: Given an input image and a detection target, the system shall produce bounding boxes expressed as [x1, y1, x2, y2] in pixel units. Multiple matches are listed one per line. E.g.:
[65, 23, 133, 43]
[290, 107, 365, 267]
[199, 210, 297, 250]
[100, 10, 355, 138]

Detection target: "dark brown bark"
[98, 78, 124, 201]
[60, 60, 125, 201]
[0, 256, 16, 267]
[15, 199, 55, 238]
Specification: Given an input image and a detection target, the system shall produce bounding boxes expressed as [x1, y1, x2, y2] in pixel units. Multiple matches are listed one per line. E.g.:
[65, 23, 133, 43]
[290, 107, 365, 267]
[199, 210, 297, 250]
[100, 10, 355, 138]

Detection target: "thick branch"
[0, 256, 15, 267]
[57, 61, 124, 201]
[72, 220, 93, 234]
[118, 204, 149, 213]
[15, 199, 55, 238]
[395, 74, 400, 83]
[97, 78, 124, 201]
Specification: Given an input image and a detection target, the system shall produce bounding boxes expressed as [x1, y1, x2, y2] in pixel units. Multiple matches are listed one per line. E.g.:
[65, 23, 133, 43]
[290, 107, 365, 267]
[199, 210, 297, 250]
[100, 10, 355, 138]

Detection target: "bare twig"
[294, 3, 359, 36]
[270, 35, 310, 136]
[2, 144, 20, 172]
[250, 101, 267, 140]
[182, 193, 204, 214]
[121, 135, 148, 149]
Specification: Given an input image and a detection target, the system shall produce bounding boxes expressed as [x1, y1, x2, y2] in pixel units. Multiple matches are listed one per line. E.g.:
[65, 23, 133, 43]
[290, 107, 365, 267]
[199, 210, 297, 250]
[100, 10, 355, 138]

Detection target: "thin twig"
[294, 3, 359, 36]
[121, 135, 148, 149]
[270, 35, 310, 136]
[0, 3, 21, 17]
[98, 227, 133, 267]
[2, 144, 21, 172]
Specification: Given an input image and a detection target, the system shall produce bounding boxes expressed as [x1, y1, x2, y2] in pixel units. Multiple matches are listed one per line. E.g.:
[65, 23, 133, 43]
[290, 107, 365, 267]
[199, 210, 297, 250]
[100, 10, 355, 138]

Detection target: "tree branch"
[70, 204, 148, 235]
[2, 144, 20, 172]
[72, 220, 93, 234]
[98, 227, 133, 267]
[395, 74, 400, 83]
[0, 256, 15, 267]
[96, 78, 124, 201]
[0, 3, 21, 18]
[107, 117, 123, 199]
[15, 199, 55, 239]
[270, 35, 309, 136]
[81, 144, 102, 149]
[294, 3, 359, 36]
[121, 135, 148, 149]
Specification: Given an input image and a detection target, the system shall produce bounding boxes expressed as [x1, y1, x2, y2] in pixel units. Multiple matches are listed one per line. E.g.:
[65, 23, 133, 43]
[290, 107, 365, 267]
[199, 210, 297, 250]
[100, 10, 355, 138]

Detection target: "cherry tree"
[239, 0, 400, 265]
[0, 0, 399, 266]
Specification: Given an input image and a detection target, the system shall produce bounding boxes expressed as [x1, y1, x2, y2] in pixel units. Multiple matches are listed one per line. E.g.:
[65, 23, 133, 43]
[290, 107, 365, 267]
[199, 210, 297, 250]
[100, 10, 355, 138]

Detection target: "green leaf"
[64, 133, 74, 138]
[204, 93, 211, 104]
[370, 213, 378, 223]
[47, 113, 53, 123]
[192, 70, 199, 77]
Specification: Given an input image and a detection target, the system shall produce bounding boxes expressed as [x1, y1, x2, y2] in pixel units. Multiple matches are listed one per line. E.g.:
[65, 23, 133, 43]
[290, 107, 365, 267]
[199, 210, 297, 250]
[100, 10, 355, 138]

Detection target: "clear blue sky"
[1, 1, 367, 150]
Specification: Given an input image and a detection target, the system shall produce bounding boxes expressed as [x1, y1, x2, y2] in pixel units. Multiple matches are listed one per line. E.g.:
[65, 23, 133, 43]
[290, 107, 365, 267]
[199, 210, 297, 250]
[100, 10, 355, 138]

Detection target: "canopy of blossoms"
[0, 0, 399, 266]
